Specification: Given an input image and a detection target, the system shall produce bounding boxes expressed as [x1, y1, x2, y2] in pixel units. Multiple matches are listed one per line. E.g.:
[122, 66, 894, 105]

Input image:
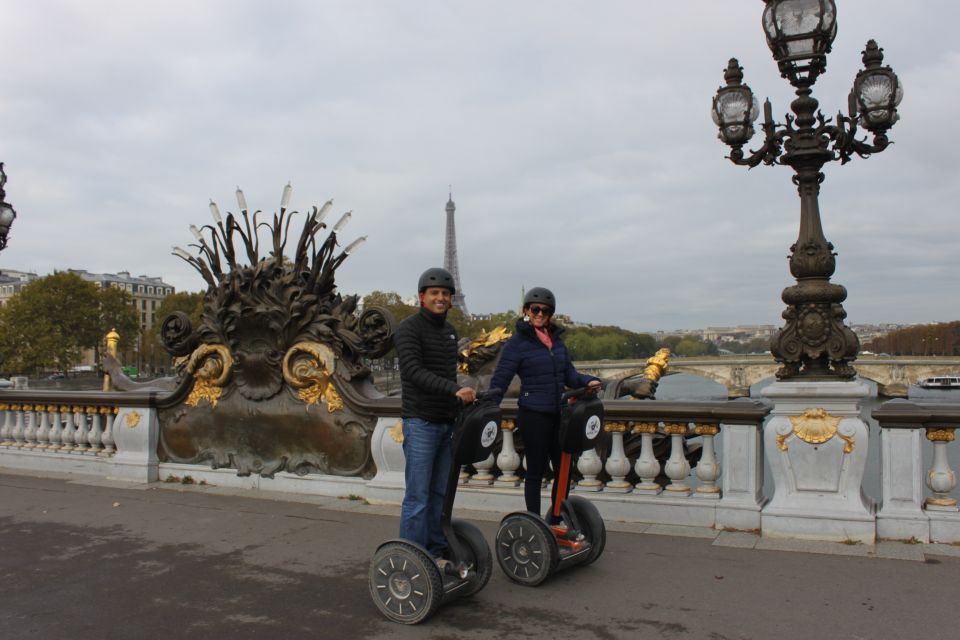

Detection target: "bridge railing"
[872, 399, 960, 542]
[0, 390, 160, 482]
[368, 397, 771, 531]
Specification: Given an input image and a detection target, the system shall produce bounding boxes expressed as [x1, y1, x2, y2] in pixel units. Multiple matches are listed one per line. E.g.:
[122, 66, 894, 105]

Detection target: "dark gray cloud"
[1, 1, 956, 331]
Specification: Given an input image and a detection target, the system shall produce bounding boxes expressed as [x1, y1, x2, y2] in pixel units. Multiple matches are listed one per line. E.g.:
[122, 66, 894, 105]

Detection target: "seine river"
[658, 373, 960, 501]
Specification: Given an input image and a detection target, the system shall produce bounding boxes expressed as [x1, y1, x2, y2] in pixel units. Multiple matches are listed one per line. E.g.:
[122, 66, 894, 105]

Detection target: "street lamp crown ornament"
[0, 163, 17, 253]
[713, 3, 902, 381]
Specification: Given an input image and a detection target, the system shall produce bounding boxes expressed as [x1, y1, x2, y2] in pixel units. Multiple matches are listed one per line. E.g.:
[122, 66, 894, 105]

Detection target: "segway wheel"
[451, 519, 493, 597]
[369, 541, 443, 624]
[495, 513, 558, 586]
[566, 495, 606, 564]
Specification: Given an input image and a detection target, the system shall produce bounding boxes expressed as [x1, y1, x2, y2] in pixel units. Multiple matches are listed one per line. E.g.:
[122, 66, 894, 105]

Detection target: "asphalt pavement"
[2, 470, 959, 640]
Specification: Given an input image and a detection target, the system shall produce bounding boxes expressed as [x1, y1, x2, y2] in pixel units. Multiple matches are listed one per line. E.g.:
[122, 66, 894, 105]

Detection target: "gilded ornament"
[663, 422, 689, 436]
[501, 419, 516, 431]
[458, 326, 512, 373]
[694, 424, 720, 436]
[926, 428, 956, 443]
[642, 348, 671, 382]
[633, 422, 658, 434]
[185, 343, 233, 408]
[125, 412, 141, 428]
[789, 408, 841, 445]
[604, 421, 628, 433]
[389, 420, 404, 444]
[0, 404, 7, 411]
[282, 342, 343, 412]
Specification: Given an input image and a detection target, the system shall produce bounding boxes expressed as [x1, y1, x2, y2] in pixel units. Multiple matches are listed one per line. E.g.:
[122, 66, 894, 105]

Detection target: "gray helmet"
[418, 267, 456, 294]
[523, 287, 555, 310]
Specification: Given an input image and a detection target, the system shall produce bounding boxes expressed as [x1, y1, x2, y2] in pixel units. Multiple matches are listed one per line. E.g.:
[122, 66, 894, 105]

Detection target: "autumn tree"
[0, 272, 101, 374]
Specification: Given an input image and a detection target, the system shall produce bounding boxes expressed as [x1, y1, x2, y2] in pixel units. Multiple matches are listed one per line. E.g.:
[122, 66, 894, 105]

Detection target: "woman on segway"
[488, 287, 601, 523]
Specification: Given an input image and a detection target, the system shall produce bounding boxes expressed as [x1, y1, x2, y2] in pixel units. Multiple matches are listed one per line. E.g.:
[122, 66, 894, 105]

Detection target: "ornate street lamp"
[712, 0, 902, 380]
[0, 163, 17, 253]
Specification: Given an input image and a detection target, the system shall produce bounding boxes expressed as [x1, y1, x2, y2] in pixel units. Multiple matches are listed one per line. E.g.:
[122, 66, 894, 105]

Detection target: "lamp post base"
[760, 380, 875, 543]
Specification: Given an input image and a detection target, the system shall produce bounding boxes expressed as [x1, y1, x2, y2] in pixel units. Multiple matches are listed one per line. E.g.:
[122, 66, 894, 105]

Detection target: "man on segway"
[394, 267, 476, 570]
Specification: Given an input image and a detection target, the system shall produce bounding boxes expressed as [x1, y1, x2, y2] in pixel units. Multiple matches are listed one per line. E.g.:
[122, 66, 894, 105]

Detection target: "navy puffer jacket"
[489, 319, 597, 414]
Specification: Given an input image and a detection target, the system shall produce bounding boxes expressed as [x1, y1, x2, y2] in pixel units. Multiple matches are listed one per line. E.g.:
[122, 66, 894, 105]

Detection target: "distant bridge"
[577, 355, 960, 397]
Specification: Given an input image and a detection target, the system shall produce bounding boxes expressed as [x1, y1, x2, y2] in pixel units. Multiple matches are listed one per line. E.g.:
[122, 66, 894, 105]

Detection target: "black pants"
[517, 407, 563, 519]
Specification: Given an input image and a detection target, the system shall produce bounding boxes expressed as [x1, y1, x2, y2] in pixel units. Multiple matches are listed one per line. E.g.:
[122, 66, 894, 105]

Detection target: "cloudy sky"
[1, 1, 957, 332]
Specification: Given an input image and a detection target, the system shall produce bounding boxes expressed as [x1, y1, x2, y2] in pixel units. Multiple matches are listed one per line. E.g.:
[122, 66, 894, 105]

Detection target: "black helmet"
[418, 267, 456, 294]
[523, 287, 555, 310]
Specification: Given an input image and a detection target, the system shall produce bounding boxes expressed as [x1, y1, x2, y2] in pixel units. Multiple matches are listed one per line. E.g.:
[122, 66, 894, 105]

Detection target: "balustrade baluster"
[59, 405, 75, 451]
[22, 405, 37, 448]
[459, 465, 470, 484]
[0, 404, 11, 445]
[469, 453, 496, 485]
[100, 406, 115, 455]
[925, 428, 958, 510]
[11, 404, 25, 447]
[575, 448, 603, 492]
[86, 407, 101, 455]
[603, 421, 632, 493]
[47, 406, 61, 450]
[663, 422, 692, 496]
[632, 422, 662, 495]
[23, 404, 38, 449]
[495, 419, 521, 487]
[73, 406, 89, 453]
[36, 407, 50, 449]
[693, 424, 721, 498]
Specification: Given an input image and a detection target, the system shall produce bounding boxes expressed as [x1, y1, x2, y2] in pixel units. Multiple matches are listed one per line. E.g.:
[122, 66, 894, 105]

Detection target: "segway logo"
[585, 415, 602, 440]
[481, 421, 498, 448]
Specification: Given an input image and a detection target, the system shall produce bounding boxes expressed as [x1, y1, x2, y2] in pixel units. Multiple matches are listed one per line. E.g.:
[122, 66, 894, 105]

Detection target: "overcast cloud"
[1, 1, 957, 331]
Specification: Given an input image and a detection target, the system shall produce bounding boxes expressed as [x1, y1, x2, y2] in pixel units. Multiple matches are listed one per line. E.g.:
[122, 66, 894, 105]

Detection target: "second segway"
[495, 387, 607, 586]
[369, 393, 501, 624]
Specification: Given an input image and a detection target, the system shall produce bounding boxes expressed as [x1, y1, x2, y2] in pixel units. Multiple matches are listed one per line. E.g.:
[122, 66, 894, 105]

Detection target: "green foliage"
[98, 287, 140, 350]
[564, 325, 657, 361]
[0, 271, 102, 373]
[362, 290, 418, 325]
[673, 336, 720, 357]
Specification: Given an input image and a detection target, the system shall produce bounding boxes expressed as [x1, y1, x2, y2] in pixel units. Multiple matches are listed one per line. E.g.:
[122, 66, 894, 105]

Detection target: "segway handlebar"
[561, 386, 599, 402]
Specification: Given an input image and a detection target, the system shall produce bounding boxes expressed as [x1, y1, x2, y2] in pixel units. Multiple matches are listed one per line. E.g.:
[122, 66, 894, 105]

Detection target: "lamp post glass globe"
[712, 59, 760, 146]
[762, 0, 837, 86]
[0, 205, 14, 230]
[852, 41, 904, 133]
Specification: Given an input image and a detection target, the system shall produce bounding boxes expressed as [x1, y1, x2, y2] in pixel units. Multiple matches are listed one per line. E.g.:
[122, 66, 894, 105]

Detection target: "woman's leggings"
[517, 407, 563, 517]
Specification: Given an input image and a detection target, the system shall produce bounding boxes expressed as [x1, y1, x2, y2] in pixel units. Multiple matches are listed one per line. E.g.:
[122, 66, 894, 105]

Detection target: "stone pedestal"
[367, 418, 406, 498]
[760, 381, 875, 543]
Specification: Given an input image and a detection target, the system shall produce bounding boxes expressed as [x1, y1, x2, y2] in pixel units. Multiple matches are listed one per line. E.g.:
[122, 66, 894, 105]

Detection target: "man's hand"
[456, 387, 477, 404]
[587, 379, 603, 395]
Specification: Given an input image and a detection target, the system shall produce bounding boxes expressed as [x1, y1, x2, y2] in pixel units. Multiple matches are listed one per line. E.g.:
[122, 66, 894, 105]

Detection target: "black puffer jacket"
[395, 307, 461, 422]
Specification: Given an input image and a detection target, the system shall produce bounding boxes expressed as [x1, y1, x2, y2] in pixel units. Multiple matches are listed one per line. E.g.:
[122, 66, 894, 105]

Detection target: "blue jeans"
[400, 417, 454, 557]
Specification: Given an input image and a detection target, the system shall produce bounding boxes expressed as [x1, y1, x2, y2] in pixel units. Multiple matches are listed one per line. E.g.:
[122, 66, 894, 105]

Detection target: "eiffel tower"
[443, 191, 468, 315]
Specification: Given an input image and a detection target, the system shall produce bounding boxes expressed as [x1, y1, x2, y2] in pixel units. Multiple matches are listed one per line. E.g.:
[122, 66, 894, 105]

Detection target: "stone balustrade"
[0, 390, 159, 482]
[2, 388, 959, 543]
[872, 399, 960, 543]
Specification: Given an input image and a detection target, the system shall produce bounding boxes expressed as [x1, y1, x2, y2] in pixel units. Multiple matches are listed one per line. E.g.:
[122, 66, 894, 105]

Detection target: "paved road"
[2, 471, 959, 640]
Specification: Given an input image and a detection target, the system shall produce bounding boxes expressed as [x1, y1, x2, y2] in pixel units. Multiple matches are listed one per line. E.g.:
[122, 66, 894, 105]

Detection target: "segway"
[495, 387, 607, 586]
[369, 392, 501, 624]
